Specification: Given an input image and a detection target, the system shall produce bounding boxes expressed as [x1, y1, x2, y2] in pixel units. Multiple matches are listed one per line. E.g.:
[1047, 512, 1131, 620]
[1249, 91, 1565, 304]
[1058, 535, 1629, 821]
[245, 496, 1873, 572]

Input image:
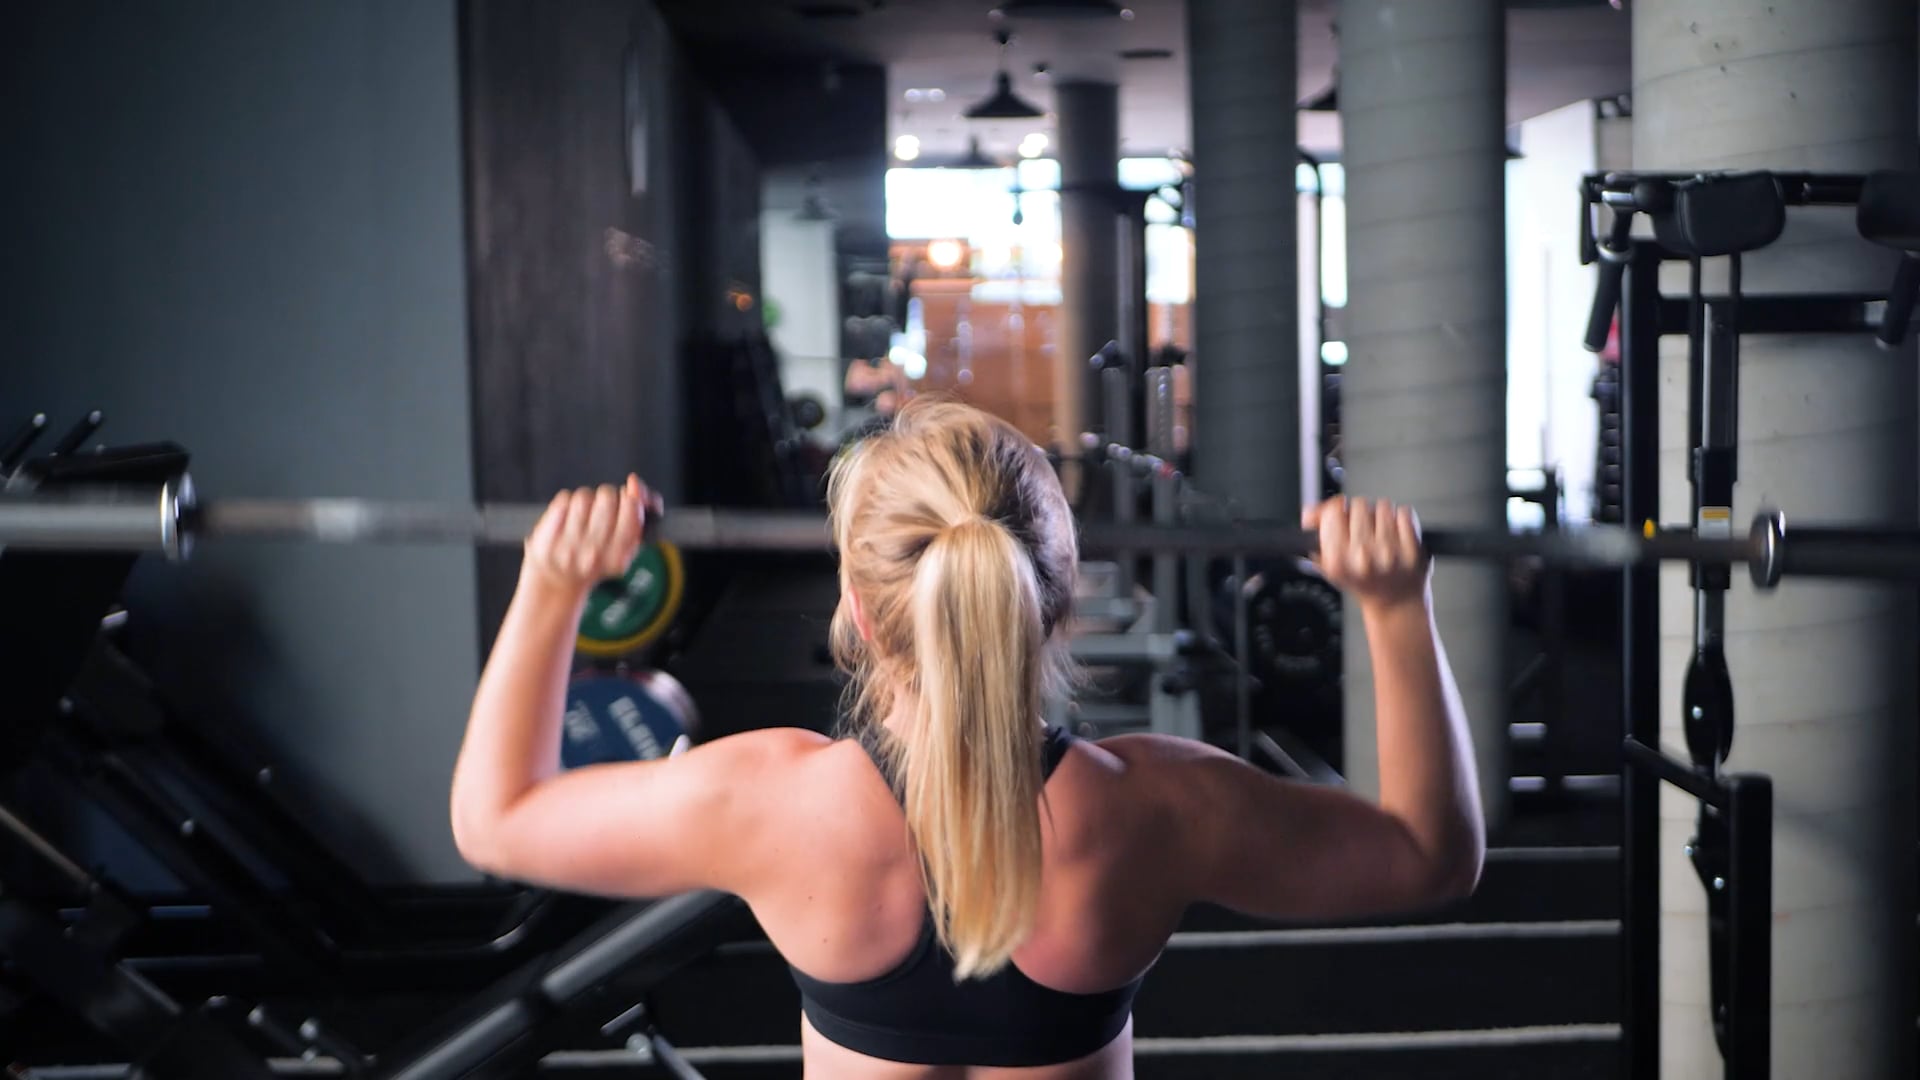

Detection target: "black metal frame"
[1623, 741, 1774, 1077]
[1591, 169, 1896, 1080]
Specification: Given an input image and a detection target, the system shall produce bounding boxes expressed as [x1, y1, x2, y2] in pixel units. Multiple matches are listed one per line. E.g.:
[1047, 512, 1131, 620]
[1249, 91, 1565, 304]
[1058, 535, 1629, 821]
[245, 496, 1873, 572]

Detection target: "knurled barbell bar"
[2, 480, 1918, 591]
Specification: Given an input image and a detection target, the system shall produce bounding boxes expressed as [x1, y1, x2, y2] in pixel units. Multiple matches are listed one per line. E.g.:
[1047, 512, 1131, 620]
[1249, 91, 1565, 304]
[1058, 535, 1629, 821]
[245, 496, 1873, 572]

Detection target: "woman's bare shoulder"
[1084, 731, 1231, 770]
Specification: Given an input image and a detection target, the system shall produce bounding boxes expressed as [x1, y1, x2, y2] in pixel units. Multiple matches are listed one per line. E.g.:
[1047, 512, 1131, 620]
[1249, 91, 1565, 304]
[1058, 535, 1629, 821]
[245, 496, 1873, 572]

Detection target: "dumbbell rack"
[1059, 361, 1205, 743]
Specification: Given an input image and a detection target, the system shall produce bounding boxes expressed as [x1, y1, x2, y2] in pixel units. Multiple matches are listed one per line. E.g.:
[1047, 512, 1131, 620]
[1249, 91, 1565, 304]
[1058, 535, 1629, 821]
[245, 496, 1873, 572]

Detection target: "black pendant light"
[965, 31, 1044, 121]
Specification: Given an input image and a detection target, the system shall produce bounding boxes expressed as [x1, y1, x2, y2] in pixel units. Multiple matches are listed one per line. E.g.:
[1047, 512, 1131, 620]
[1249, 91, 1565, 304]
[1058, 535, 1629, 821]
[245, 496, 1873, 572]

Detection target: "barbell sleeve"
[0, 482, 187, 559]
[1765, 514, 1920, 585]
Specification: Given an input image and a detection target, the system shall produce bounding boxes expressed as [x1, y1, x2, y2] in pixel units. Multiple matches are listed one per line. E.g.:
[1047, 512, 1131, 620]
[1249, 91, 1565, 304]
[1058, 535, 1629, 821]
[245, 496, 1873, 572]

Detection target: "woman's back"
[449, 399, 1485, 1078]
[748, 728, 1187, 1079]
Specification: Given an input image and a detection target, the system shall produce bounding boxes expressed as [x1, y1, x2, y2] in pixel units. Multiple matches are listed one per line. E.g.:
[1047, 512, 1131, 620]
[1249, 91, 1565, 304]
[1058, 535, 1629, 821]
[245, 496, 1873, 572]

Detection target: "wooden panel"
[461, 0, 688, 644]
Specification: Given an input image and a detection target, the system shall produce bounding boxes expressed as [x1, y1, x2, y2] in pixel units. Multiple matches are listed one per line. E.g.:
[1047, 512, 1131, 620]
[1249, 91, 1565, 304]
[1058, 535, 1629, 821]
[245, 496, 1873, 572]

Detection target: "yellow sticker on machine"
[1698, 506, 1733, 539]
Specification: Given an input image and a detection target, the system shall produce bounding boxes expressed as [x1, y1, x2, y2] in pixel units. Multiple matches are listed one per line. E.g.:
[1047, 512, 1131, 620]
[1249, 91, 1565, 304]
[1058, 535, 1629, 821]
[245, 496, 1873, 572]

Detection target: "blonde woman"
[450, 399, 1484, 1078]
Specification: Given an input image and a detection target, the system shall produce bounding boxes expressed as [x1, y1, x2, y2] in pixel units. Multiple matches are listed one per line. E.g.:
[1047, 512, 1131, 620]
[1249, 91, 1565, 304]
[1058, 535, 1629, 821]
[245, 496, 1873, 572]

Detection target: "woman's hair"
[827, 398, 1078, 979]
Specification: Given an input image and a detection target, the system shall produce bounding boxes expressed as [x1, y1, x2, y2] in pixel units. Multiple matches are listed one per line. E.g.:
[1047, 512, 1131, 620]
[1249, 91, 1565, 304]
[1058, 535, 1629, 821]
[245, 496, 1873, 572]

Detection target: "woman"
[450, 399, 1484, 1079]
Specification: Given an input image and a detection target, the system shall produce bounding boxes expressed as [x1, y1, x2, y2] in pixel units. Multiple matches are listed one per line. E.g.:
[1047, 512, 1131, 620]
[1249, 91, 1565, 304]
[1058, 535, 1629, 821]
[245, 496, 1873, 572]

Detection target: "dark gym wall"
[676, 91, 772, 506]
[0, 1, 478, 884]
[461, 0, 704, 644]
[697, 60, 890, 258]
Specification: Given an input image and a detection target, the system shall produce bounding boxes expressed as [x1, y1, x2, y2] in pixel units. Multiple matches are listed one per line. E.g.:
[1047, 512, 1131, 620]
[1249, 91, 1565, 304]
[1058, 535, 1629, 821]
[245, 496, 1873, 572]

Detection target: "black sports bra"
[786, 724, 1143, 1067]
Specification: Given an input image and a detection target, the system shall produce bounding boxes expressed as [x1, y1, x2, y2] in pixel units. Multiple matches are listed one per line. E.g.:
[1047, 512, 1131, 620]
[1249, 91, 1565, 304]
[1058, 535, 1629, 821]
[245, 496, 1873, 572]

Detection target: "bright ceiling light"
[927, 239, 966, 270]
[894, 135, 921, 161]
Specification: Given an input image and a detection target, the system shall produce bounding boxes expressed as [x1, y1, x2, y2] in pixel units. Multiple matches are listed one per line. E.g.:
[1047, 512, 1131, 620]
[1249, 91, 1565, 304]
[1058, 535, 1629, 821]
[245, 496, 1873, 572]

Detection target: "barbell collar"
[1751, 510, 1785, 591]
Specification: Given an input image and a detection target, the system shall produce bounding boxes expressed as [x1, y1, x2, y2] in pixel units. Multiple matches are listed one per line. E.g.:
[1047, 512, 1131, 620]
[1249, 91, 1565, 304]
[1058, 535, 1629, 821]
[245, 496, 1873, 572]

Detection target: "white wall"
[1507, 99, 1604, 523]
[1, 0, 476, 884]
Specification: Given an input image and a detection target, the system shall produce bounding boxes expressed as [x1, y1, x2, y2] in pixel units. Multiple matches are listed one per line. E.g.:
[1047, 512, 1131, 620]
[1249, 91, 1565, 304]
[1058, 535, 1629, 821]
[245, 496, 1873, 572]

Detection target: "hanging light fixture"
[965, 30, 1044, 121]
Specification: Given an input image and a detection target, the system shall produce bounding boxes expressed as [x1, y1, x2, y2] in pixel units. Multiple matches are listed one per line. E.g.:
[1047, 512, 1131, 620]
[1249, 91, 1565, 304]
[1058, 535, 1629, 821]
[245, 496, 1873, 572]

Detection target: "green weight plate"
[577, 541, 684, 657]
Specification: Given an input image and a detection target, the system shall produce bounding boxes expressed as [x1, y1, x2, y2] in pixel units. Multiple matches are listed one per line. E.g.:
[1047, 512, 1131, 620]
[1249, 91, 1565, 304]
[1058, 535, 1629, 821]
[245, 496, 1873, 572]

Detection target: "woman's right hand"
[1302, 496, 1430, 611]
[522, 475, 657, 596]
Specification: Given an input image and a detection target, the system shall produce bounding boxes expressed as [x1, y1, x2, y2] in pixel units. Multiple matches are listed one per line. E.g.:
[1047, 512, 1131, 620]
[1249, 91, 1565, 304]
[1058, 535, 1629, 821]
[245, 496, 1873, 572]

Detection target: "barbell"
[2, 480, 1919, 590]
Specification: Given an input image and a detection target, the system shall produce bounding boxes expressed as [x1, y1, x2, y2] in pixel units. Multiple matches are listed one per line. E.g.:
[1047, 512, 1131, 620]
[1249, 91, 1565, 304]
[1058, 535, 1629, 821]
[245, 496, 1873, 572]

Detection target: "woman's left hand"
[522, 474, 656, 595]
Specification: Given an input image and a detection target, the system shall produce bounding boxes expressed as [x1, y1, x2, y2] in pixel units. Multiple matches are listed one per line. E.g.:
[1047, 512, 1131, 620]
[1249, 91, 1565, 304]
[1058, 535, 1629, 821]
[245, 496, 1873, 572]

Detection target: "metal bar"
[646, 1034, 706, 1080]
[1657, 295, 1882, 336]
[1146, 370, 1179, 638]
[1723, 774, 1772, 1080]
[1232, 553, 1251, 762]
[1588, 171, 1866, 206]
[1776, 523, 1920, 580]
[0, 798, 96, 895]
[1103, 367, 1137, 600]
[1620, 239, 1663, 1080]
[1, 412, 49, 472]
[0, 486, 183, 552]
[1068, 632, 1188, 665]
[1622, 738, 1727, 809]
[51, 410, 104, 457]
[8, 489, 1920, 583]
[1686, 258, 1704, 469]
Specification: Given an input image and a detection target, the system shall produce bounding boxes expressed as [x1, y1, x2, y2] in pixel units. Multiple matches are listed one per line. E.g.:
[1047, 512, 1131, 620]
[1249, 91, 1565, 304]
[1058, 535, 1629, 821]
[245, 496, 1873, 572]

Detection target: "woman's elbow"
[1426, 839, 1485, 903]
[451, 805, 513, 878]
[1435, 854, 1483, 902]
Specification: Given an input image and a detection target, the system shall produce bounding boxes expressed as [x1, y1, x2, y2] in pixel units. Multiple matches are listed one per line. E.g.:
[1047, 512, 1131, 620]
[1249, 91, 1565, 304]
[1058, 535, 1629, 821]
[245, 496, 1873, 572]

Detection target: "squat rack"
[1582, 166, 1916, 1080]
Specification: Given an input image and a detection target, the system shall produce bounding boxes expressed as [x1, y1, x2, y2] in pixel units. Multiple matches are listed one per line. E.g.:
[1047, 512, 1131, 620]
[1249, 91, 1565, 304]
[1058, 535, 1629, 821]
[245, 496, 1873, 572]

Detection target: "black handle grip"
[0, 413, 49, 472]
[1585, 260, 1625, 353]
[1584, 210, 1636, 354]
[1876, 254, 1919, 348]
[50, 409, 104, 456]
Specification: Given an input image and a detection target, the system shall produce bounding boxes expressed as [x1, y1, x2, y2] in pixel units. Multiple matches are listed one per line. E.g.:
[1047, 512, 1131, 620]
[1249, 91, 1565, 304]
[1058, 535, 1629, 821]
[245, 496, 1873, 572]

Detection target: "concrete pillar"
[1632, 2, 1918, 1077]
[1337, 0, 1508, 826]
[1185, 0, 1299, 519]
[1054, 80, 1120, 456]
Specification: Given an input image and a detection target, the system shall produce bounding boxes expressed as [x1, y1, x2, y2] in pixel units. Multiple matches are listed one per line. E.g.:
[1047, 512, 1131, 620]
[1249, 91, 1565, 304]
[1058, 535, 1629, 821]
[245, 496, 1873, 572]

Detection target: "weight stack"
[1589, 363, 1622, 524]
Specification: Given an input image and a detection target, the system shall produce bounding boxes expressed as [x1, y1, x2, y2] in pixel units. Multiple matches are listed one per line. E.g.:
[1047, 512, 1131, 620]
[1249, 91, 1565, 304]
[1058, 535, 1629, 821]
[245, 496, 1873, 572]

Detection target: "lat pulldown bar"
[4, 482, 1920, 590]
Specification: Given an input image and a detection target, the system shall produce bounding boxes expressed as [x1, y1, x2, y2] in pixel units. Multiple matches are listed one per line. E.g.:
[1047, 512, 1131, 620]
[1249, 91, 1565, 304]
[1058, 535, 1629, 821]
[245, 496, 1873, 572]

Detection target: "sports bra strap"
[855, 724, 1076, 806]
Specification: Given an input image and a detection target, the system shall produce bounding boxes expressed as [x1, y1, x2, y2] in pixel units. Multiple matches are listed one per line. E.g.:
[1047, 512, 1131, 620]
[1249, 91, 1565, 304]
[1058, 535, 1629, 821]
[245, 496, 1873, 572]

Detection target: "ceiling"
[657, 0, 1632, 161]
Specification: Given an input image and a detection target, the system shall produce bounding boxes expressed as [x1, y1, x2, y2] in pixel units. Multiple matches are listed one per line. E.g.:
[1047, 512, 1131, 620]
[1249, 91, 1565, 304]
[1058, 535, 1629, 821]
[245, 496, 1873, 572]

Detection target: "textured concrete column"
[1633, 2, 1918, 1077]
[1185, 0, 1299, 518]
[1055, 80, 1120, 454]
[1338, 0, 1508, 825]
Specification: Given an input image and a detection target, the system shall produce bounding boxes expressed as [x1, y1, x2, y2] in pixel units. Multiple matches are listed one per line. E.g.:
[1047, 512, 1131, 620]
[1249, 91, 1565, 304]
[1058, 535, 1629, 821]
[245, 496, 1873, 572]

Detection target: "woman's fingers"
[523, 476, 659, 591]
[530, 489, 570, 556]
[1304, 496, 1428, 605]
[605, 477, 644, 577]
[1346, 498, 1374, 578]
[1315, 496, 1348, 581]
[1396, 504, 1424, 569]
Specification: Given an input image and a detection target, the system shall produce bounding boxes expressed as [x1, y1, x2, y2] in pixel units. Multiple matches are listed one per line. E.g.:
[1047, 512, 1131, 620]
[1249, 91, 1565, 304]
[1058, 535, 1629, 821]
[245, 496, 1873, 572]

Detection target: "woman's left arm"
[448, 479, 806, 897]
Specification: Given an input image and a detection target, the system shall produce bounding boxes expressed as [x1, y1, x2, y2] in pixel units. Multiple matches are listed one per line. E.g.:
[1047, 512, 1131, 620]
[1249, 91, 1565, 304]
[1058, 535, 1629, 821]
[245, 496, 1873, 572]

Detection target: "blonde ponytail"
[904, 517, 1046, 978]
[825, 397, 1079, 981]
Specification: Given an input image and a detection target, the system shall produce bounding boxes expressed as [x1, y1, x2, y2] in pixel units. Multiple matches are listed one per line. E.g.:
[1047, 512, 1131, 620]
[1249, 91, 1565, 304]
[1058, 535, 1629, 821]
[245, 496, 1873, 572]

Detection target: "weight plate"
[1247, 575, 1343, 683]
[576, 541, 684, 658]
[1216, 563, 1343, 688]
[561, 669, 701, 769]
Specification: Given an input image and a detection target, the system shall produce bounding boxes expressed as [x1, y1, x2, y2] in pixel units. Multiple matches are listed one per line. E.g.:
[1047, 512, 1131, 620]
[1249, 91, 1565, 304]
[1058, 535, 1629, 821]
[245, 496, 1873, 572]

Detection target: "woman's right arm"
[1166, 497, 1485, 921]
